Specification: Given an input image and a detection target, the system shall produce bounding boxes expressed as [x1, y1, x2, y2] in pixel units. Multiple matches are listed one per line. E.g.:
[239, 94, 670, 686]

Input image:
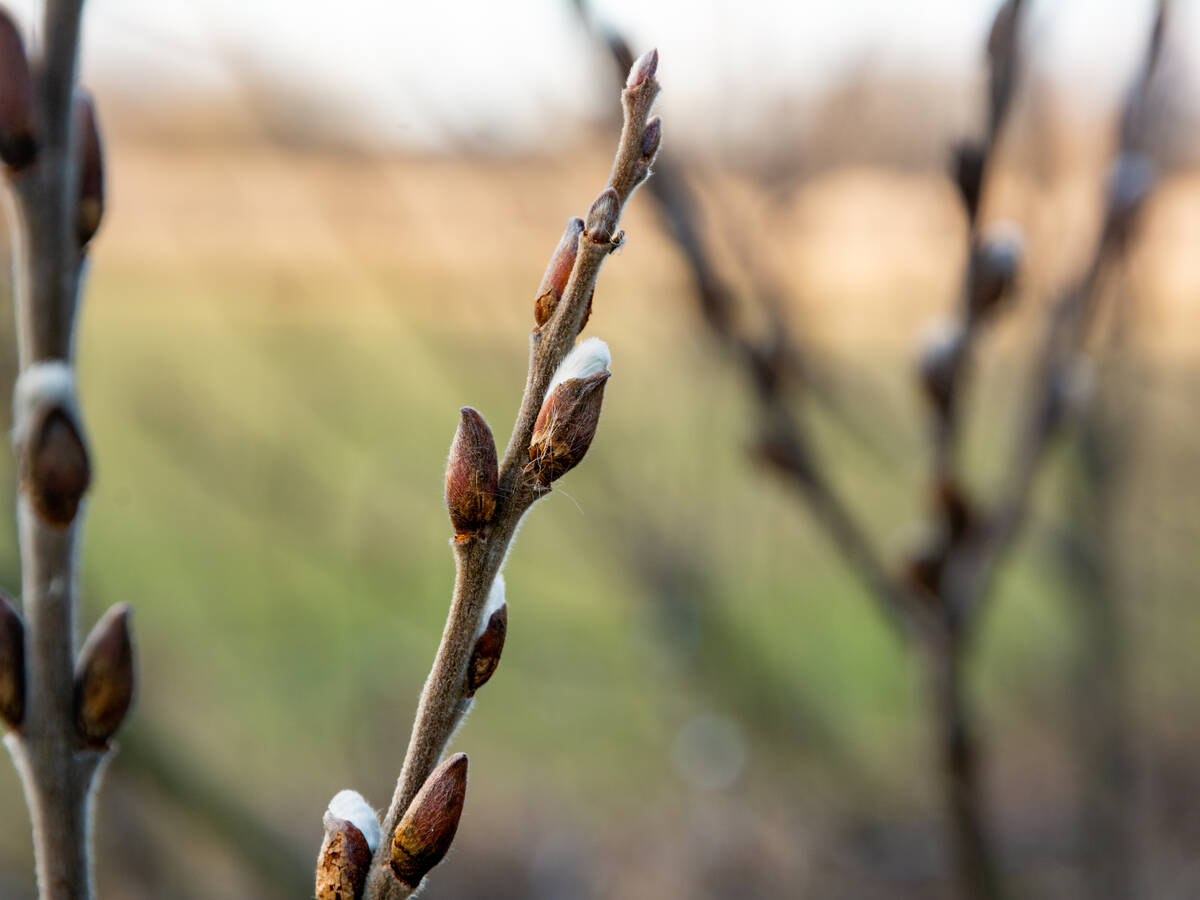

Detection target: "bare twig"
[0, 3, 130, 900]
[578, 1, 1166, 899]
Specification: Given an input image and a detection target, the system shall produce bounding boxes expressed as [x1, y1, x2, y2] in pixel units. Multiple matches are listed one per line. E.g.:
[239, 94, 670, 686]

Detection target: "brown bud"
[950, 141, 985, 223]
[466, 604, 507, 697]
[526, 371, 610, 487]
[965, 223, 1023, 321]
[641, 115, 662, 161]
[74, 91, 105, 246]
[0, 9, 36, 171]
[445, 408, 498, 539]
[21, 406, 91, 527]
[0, 591, 24, 729]
[626, 47, 659, 89]
[391, 753, 469, 888]
[316, 813, 373, 900]
[585, 187, 620, 245]
[534, 217, 583, 327]
[917, 322, 966, 419]
[74, 603, 134, 748]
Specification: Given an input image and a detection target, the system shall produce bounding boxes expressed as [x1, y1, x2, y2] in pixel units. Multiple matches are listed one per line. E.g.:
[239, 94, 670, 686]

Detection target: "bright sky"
[3, 0, 1195, 150]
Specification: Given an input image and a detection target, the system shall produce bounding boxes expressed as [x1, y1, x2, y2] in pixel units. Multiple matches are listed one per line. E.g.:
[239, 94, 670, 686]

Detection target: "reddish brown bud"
[0, 9, 36, 171]
[316, 813, 373, 900]
[391, 753, 469, 888]
[626, 47, 659, 89]
[526, 371, 610, 487]
[74, 603, 134, 748]
[466, 604, 507, 697]
[585, 187, 620, 245]
[74, 91, 104, 246]
[950, 141, 985, 223]
[21, 406, 91, 528]
[534, 217, 584, 327]
[0, 591, 24, 730]
[445, 408, 498, 539]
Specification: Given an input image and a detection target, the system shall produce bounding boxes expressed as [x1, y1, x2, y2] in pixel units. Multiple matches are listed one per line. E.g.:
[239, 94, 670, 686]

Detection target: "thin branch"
[326, 52, 664, 900]
[1, 3, 126, 900]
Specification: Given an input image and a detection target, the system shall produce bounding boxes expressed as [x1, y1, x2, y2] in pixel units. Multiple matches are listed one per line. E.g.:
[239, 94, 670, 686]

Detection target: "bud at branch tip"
[626, 47, 659, 89]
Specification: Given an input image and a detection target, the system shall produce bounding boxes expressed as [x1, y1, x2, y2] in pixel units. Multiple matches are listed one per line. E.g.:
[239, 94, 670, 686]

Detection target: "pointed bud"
[0, 592, 24, 729]
[74, 91, 104, 246]
[966, 222, 1023, 320]
[527, 372, 610, 488]
[445, 408, 498, 540]
[626, 47, 659, 89]
[466, 577, 507, 698]
[21, 407, 91, 528]
[950, 141, 985, 223]
[0, 9, 36, 171]
[317, 790, 380, 900]
[391, 753, 469, 888]
[585, 188, 620, 245]
[74, 603, 134, 748]
[917, 320, 966, 419]
[534, 217, 584, 327]
[641, 116, 662, 161]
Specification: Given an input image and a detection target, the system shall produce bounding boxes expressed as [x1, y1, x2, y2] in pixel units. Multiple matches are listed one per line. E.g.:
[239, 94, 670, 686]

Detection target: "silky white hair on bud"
[327, 789, 381, 852]
[546, 338, 611, 398]
[12, 361, 78, 448]
[477, 574, 506, 640]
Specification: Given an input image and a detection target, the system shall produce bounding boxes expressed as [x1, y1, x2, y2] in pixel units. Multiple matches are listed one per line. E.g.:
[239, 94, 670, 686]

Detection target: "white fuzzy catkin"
[546, 338, 611, 398]
[12, 361, 78, 446]
[327, 789, 381, 852]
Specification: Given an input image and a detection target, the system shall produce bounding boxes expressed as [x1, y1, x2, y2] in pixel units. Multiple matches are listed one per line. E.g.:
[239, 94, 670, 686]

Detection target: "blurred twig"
[575, 1, 1167, 898]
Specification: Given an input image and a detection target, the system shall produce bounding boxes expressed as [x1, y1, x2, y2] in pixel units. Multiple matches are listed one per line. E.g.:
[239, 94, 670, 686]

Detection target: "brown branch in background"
[578, 1, 1167, 898]
[0, 2, 132, 899]
[314, 51, 663, 900]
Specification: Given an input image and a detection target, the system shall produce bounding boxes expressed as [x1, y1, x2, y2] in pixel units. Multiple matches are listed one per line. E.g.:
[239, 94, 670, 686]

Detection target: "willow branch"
[325, 51, 664, 900]
[0, 3, 126, 900]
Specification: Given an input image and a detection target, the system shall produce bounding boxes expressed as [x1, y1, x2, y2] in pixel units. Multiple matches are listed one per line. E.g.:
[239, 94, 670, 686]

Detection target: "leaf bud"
[445, 408, 498, 540]
[585, 187, 620, 245]
[316, 790, 379, 900]
[0, 9, 36, 171]
[74, 91, 105, 246]
[526, 339, 611, 487]
[626, 47, 659, 89]
[0, 591, 24, 730]
[466, 577, 507, 698]
[534, 217, 583, 327]
[390, 753, 469, 889]
[74, 603, 134, 748]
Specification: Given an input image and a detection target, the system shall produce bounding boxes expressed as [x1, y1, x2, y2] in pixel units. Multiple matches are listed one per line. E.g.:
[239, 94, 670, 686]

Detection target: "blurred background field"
[2, 1, 1200, 898]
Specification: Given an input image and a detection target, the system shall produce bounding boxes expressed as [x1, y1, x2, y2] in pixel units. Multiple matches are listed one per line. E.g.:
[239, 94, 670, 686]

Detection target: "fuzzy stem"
[363, 60, 662, 900]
